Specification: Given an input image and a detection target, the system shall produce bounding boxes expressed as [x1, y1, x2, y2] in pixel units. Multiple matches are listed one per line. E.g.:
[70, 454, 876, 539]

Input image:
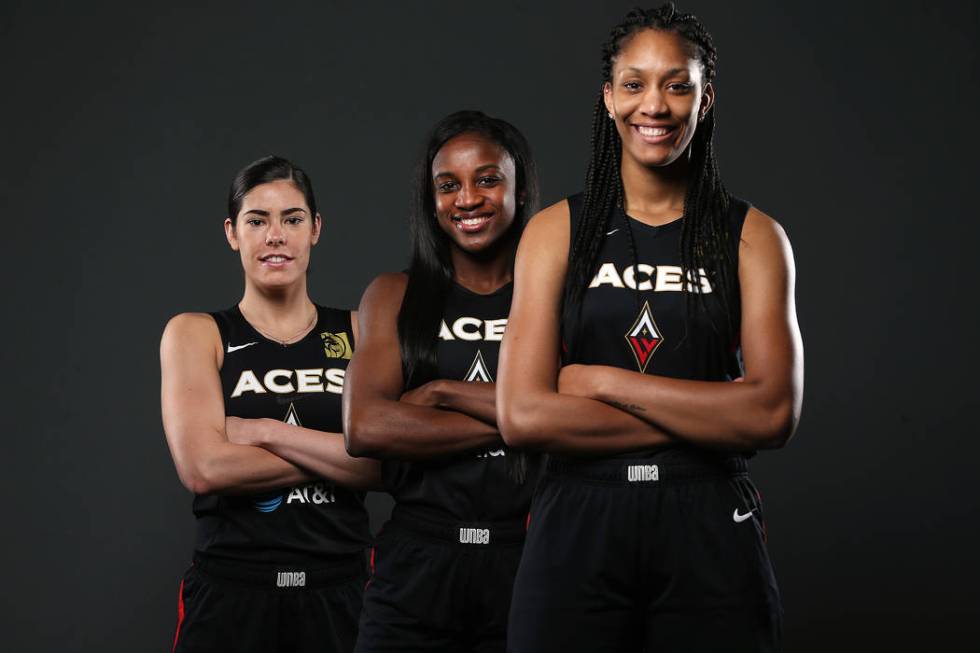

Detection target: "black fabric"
[355, 519, 525, 653]
[382, 281, 543, 523]
[508, 450, 782, 652]
[172, 558, 365, 653]
[192, 304, 371, 564]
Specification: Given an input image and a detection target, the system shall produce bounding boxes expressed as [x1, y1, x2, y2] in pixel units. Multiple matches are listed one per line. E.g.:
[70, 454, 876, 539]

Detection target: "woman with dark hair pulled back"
[498, 5, 802, 651]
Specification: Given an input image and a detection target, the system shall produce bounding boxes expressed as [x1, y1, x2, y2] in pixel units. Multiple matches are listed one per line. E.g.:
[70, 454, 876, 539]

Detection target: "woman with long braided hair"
[498, 4, 802, 650]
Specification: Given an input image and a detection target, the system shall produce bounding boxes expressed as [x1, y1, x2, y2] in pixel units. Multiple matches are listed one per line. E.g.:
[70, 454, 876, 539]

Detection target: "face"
[431, 133, 519, 254]
[603, 29, 714, 169]
[224, 179, 321, 289]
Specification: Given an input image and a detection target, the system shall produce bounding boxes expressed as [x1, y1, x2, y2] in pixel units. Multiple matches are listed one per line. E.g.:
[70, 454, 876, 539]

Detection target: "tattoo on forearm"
[609, 400, 646, 413]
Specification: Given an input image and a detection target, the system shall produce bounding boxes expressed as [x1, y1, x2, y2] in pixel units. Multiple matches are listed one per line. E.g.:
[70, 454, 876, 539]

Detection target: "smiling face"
[604, 28, 714, 169]
[431, 132, 519, 255]
[224, 178, 321, 290]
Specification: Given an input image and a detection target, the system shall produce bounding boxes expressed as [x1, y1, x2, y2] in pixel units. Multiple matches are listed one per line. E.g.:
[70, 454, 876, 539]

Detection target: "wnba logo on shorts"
[276, 571, 306, 588]
[459, 527, 491, 544]
[627, 465, 660, 482]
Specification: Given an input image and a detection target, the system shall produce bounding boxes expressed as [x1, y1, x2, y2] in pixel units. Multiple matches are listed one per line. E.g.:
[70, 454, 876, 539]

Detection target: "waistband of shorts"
[192, 552, 365, 588]
[546, 450, 748, 485]
[386, 507, 527, 546]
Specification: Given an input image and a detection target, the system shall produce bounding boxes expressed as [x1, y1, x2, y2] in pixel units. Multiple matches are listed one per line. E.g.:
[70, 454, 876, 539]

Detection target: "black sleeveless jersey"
[563, 193, 750, 454]
[382, 282, 543, 524]
[192, 304, 371, 563]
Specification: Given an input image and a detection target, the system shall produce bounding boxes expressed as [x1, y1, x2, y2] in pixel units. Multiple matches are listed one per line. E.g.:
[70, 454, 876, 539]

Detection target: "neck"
[448, 232, 516, 294]
[619, 150, 690, 225]
[239, 278, 316, 336]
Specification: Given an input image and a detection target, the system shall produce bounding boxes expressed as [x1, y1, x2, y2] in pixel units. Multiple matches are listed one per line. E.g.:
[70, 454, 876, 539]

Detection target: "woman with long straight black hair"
[498, 4, 802, 651]
[343, 110, 541, 652]
[161, 156, 379, 653]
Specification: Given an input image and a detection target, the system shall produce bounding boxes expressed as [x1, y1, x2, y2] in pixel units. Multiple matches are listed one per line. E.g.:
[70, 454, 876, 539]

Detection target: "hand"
[226, 416, 265, 446]
[400, 380, 443, 407]
[558, 364, 595, 398]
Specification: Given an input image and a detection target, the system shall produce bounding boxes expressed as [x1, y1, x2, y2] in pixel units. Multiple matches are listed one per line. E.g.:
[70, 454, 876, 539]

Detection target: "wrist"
[429, 379, 449, 408]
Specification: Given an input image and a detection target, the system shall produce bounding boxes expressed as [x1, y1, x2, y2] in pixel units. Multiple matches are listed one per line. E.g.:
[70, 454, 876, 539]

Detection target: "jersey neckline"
[616, 205, 684, 237]
[233, 303, 326, 348]
[451, 278, 514, 298]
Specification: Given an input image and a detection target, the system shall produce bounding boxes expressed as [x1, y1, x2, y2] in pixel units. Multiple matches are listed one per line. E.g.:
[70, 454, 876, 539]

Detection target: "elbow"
[498, 399, 544, 450]
[751, 399, 798, 450]
[344, 407, 383, 458]
[176, 461, 219, 495]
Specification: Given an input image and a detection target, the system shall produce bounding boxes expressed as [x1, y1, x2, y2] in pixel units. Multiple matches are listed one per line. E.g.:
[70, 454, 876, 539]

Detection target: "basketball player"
[498, 5, 804, 651]
[343, 111, 541, 652]
[161, 156, 379, 652]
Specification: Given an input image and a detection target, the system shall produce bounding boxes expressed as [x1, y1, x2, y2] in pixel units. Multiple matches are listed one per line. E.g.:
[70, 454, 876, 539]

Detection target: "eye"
[437, 181, 458, 193]
[477, 175, 501, 187]
[285, 216, 304, 225]
[246, 218, 264, 227]
[668, 82, 694, 93]
[623, 81, 643, 92]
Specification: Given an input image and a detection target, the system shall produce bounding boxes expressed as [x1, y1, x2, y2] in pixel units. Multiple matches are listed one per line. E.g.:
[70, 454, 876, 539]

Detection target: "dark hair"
[227, 155, 318, 225]
[398, 110, 538, 389]
[564, 3, 738, 355]
[398, 111, 538, 483]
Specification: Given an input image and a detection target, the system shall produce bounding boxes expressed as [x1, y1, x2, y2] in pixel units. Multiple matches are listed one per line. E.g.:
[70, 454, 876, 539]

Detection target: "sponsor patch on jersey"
[625, 301, 663, 373]
[320, 331, 352, 359]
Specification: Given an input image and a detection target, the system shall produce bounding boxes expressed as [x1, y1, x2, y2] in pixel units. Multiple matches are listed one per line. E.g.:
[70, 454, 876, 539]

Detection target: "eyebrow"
[620, 66, 690, 78]
[433, 164, 503, 179]
[242, 207, 307, 216]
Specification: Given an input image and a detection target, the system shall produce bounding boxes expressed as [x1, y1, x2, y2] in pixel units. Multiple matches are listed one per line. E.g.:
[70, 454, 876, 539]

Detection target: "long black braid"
[564, 3, 739, 358]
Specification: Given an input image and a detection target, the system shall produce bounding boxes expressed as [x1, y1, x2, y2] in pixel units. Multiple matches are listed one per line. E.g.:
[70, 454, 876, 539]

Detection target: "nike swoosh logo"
[606, 228, 620, 236]
[227, 341, 259, 353]
[733, 508, 755, 523]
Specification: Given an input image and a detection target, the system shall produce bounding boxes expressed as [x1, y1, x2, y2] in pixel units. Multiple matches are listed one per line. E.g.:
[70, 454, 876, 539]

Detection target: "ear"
[698, 82, 715, 121]
[311, 213, 322, 246]
[603, 81, 615, 118]
[224, 217, 239, 251]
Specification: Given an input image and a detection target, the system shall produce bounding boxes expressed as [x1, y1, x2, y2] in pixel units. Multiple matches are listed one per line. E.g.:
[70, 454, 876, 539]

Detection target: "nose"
[454, 182, 483, 211]
[266, 221, 285, 245]
[639, 87, 669, 116]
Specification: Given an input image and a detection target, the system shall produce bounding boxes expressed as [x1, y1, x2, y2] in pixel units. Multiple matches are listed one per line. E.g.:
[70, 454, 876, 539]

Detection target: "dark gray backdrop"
[3, 1, 977, 651]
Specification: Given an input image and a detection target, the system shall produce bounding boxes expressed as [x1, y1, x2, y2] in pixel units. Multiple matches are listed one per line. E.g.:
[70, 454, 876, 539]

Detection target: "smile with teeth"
[635, 125, 673, 137]
[261, 255, 291, 263]
[453, 214, 493, 229]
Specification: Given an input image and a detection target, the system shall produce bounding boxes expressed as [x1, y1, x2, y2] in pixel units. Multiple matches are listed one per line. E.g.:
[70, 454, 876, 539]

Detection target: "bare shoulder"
[160, 312, 222, 366]
[741, 206, 792, 254]
[524, 198, 571, 240]
[357, 272, 408, 336]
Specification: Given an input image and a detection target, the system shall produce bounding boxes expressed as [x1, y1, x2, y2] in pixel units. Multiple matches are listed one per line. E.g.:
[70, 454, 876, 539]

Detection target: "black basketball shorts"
[355, 509, 527, 652]
[171, 553, 366, 653]
[507, 449, 782, 653]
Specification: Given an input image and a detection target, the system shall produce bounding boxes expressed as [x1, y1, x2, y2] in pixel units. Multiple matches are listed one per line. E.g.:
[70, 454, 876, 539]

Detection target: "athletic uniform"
[507, 195, 782, 652]
[356, 281, 543, 652]
[172, 305, 371, 653]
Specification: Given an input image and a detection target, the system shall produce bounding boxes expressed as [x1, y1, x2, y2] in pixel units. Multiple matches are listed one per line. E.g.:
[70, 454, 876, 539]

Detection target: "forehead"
[239, 179, 308, 211]
[612, 28, 702, 79]
[432, 133, 515, 176]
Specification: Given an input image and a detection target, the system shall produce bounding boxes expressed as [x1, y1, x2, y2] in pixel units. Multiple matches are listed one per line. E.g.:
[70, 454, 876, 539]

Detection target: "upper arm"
[737, 208, 804, 420]
[498, 201, 570, 420]
[343, 274, 409, 424]
[160, 313, 227, 485]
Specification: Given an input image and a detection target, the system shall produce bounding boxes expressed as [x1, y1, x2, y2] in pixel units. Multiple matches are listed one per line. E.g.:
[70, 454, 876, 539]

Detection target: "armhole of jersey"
[728, 197, 751, 267]
[208, 309, 234, 371]
[346, 309, 356, 352]
[565, 192, 584, 257]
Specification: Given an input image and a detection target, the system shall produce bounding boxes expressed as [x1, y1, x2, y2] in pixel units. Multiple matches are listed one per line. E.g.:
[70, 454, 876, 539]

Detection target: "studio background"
[2, 1, 977, 651]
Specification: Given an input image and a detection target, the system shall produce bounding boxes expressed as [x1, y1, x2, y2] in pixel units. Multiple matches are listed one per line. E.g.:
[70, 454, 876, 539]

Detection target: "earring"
[608, 112, 614, 119]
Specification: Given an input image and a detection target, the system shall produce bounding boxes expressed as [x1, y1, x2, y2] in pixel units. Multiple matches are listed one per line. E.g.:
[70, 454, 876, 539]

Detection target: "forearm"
[431, 380, 498, 425]
[346, 398, 501, 459]
[589, 366, 795, 449]
[250, 419, 381, 490]
[184, 442, 315, 495]
[499, 390, 672, 455]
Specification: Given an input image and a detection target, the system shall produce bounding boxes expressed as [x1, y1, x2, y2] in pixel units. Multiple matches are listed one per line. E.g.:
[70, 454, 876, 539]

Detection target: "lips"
[259, 253, 294, 268]
[631, 123, 677, 144]
[452, 212, 494, 233]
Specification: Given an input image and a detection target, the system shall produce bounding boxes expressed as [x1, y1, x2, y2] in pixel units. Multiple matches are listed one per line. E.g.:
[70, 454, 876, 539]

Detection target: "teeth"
[264, 256, 286, 263]
[637, 126, 670, 137]
[458, 217, 489, 226]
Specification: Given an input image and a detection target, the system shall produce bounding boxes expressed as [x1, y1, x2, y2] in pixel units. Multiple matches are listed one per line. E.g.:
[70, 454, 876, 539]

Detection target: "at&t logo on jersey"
[625, 302, 664, 373]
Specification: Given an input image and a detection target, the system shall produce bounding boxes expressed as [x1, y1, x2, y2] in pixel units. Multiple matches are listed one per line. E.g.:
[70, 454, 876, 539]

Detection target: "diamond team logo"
[320, 331, 352, 359]
[625, 301, 663, 373]
[464, 350, 494, 383]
